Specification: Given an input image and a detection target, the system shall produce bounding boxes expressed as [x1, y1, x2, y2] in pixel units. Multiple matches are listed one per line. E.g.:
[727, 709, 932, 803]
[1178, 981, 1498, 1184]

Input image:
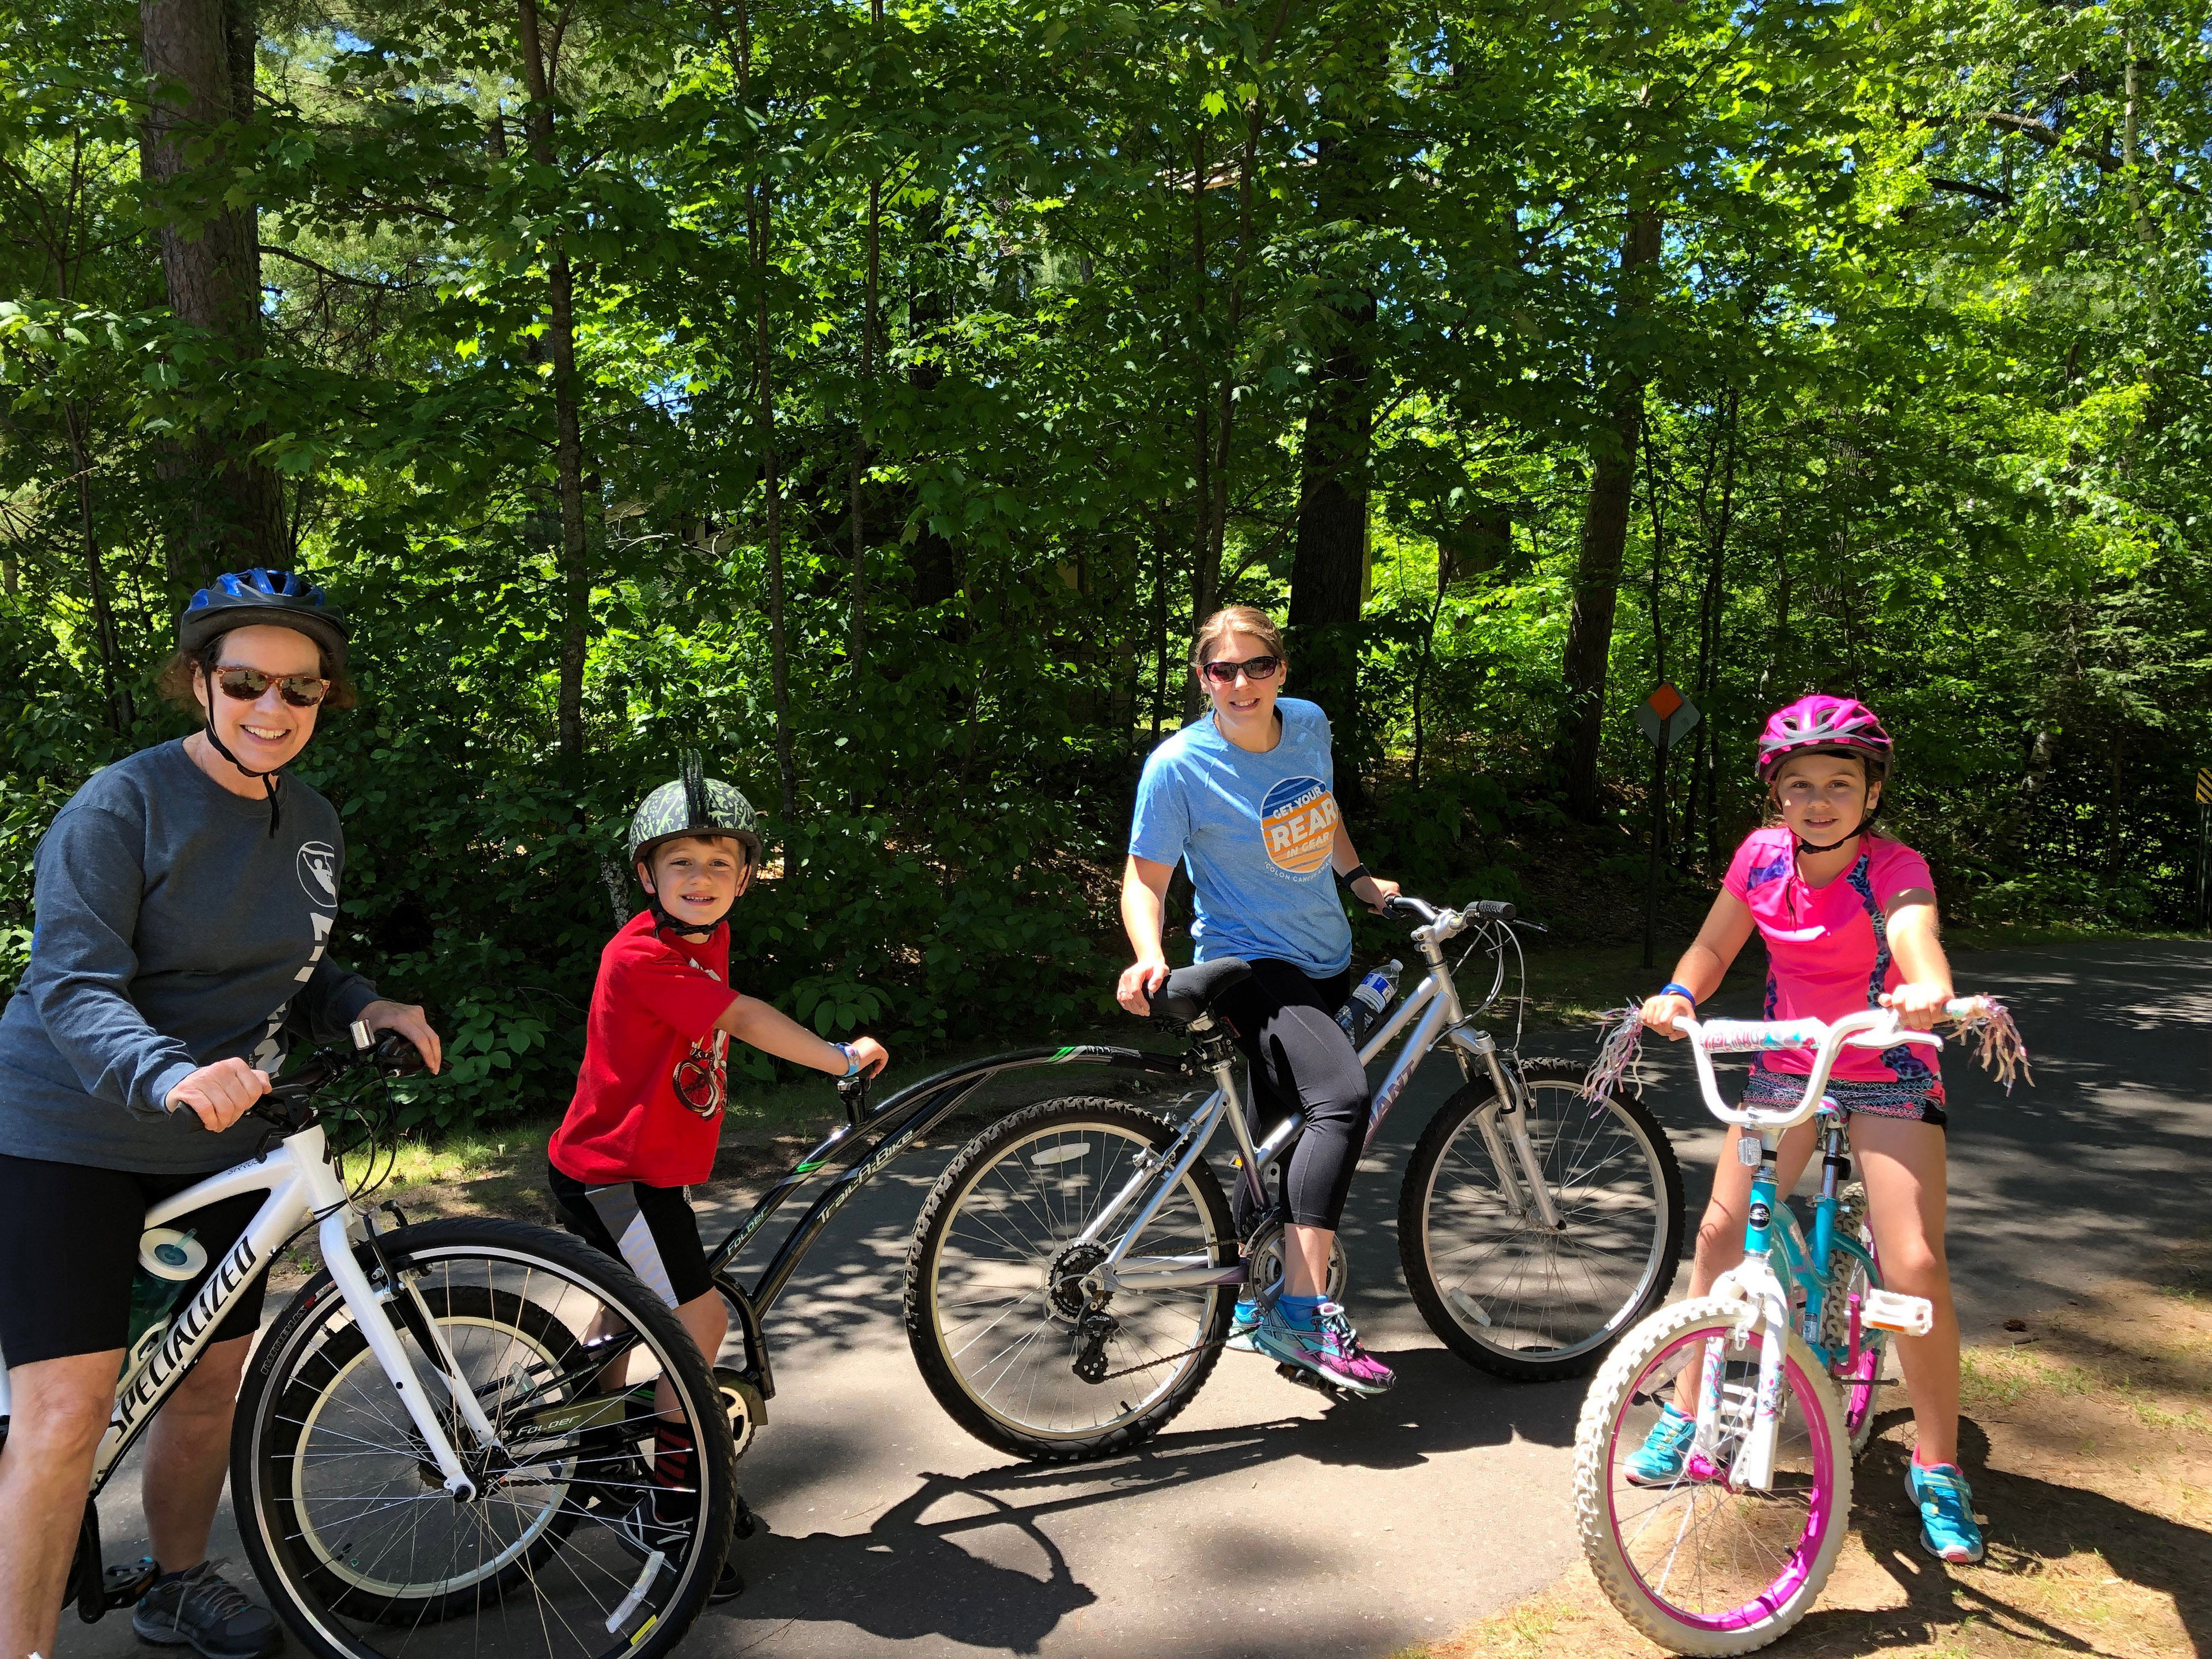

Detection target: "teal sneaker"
[1906, 1460, 1984, 1563]
[1251, 1299, 1395, 1395]
[1226, 1298, 1262, 1353]
[1623, 1402, 1696, 1487]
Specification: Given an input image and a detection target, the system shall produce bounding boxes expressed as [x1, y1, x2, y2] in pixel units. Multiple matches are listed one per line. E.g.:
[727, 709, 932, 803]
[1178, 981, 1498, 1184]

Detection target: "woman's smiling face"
[192, 624, 326, 776]
[1771, 751, 1880, 846]
[1196, 629, 1284, 734]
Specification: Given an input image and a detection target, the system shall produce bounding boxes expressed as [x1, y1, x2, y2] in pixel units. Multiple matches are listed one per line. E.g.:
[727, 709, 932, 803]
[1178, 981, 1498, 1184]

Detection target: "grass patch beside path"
[1393, 1234, 2212, 1659]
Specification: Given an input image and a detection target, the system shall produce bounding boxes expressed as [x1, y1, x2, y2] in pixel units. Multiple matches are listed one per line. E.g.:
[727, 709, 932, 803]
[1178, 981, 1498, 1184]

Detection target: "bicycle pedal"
[1274, 1361, 1346, 1403]
[1861, 1289, 1934, 1336]
[102, 1558, 159, 1610]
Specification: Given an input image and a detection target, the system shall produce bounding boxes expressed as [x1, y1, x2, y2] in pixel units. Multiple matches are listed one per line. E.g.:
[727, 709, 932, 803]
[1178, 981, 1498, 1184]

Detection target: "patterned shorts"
[1743, 1068, 1948, 1128]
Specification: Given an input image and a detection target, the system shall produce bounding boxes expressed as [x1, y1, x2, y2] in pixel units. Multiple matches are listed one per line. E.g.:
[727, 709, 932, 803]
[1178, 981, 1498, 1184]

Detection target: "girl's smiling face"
[639, 835, 751, 931]
[1771, 751, 1881, 847]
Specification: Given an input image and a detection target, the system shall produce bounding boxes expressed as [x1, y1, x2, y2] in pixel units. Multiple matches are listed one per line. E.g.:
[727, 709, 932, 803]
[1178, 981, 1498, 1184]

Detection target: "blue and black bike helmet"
[179, 567, 349, 666]
[177, 570, 350, 835]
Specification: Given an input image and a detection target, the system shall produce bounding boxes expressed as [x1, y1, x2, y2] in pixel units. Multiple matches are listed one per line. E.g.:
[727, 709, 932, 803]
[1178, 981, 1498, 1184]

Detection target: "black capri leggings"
[1215, 959, 1369, 1232]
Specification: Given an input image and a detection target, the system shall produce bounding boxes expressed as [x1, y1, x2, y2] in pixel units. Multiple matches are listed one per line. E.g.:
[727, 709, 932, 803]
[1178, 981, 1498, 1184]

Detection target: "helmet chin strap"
[202, 673, 283, 837]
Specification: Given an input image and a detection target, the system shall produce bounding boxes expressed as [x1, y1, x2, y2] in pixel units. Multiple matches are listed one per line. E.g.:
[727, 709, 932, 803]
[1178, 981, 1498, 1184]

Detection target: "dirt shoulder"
[1396, 1234, 2212, 1659]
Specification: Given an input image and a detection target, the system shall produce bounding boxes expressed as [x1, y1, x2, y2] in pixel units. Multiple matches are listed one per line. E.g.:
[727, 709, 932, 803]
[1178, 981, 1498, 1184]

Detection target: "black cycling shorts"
[547, 1161, 713, 1309]
[0, 1153, 270, 1368]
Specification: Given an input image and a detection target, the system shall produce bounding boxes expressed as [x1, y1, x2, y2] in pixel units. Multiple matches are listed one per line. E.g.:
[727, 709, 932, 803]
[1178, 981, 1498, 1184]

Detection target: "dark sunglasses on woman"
[1198, 655, 1281, 686]
[213, 665, 331, 707]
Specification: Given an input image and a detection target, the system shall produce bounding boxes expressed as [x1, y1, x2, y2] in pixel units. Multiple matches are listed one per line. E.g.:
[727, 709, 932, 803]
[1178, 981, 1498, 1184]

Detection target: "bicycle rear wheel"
[1400, 1063, 1682, 1380]
[234, 1217, 736, 1659]
[1574, 1297, 1850, 1655]
[904, 1097, 1236, 1461]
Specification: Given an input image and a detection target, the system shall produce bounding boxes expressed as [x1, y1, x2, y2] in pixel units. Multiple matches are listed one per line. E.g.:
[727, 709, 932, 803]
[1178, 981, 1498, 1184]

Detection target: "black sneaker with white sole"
[609, 1493, 744, 1603]
[131, 1560, 283, 1659]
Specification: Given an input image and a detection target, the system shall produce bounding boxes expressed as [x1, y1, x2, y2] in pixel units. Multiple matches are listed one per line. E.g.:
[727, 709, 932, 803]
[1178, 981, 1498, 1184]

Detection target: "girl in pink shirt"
[1631, 696, 1984, 1565]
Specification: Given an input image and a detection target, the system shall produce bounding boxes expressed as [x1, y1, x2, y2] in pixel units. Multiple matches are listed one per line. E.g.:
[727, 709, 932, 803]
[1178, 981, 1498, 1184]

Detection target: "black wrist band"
[1341, 862, 1372, 887]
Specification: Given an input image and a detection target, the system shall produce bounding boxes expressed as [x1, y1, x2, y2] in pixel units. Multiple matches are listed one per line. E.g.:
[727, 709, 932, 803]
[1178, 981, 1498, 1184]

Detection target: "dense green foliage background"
[4, 0, 2208, 1126]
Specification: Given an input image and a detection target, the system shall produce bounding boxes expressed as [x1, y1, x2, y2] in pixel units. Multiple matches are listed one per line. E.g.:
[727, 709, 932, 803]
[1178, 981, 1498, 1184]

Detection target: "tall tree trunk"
[715, 0, 794, 816]
[1680, 387, 1737, 868]
[516, 0, 592, 772]
[61, 403, 132, 735]
[847, 0, 881, 683]
[138, 0, 285, 579]
[1558, 203, 1661, 821]
[1287, 89, 1379, 785]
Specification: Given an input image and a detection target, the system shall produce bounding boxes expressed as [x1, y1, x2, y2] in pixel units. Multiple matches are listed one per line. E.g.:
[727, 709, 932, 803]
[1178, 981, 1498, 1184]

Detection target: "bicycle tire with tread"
[1399, 1063, 1683, 1380]
[904, 1097, 1236, 1463]
[1572, 1296, 1851, 1656]
[234, 1216, 737, 1659]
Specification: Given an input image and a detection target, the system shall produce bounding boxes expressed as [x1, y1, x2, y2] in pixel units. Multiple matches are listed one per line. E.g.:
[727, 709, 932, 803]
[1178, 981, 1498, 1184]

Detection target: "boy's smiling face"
[639, 834, 751, 932]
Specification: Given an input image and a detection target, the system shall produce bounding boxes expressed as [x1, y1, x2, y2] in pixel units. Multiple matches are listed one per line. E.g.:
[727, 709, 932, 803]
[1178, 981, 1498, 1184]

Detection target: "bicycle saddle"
[1152, 957, 1252, 1023]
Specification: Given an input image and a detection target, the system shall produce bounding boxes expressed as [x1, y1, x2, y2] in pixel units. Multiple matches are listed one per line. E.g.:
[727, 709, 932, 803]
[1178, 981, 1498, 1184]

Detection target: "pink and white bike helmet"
[1755, 694, 1893, 782]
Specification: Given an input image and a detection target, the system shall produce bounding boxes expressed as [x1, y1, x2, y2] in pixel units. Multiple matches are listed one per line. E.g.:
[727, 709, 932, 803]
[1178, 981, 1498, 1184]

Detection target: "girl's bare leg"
[1847, 1113, 1959, 1465]
[1671, 1119, 1821, 1410]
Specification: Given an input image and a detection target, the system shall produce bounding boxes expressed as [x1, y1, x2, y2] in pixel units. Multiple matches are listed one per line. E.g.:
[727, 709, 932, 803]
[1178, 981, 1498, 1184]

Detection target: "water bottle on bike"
[1334, 960, 1403, 1046]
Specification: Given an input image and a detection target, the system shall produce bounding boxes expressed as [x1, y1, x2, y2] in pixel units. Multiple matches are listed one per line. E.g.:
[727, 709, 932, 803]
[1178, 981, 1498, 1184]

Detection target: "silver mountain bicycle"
[1, 1025, 738, 1659]
[904, 896, 1685, 1461]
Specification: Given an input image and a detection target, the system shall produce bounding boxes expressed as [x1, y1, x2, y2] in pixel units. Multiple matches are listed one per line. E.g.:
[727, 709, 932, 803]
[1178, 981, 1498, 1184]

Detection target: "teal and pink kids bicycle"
[1570, 998, 2028, 1654]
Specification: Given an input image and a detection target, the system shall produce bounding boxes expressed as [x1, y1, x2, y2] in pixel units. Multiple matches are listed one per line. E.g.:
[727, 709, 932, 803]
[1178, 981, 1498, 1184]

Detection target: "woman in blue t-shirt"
[1118, 605, 1401, 1395]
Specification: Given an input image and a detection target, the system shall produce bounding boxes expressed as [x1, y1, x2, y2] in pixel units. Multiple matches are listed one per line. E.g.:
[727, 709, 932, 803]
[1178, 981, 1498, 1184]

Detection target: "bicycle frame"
[1060, 905, 1561, 1302]
[1669, 1004, 1971, 1490]
[700, 1044, 1185, 1402]
[0, 1117, 497, 1506]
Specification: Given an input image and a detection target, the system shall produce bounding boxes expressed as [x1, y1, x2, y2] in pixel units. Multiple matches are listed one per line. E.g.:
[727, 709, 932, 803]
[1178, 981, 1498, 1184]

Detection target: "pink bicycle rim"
[1605, 1326, 1838, 1633]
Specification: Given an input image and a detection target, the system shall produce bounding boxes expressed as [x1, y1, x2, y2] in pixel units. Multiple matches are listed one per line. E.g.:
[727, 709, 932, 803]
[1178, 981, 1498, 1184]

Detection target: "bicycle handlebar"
[1670, 997, 1995, 1132]
[175, 1032, 426, 1131]
[1382, 895, 1517, 935]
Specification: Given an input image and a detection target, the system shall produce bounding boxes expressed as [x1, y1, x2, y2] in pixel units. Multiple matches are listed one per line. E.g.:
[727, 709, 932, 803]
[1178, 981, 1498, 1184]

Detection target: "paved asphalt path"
[59, 940, 2210, 1659]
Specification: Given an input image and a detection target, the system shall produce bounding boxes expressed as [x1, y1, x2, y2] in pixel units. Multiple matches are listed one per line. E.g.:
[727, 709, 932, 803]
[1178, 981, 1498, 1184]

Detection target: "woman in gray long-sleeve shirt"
[0, 570, 444, 1659]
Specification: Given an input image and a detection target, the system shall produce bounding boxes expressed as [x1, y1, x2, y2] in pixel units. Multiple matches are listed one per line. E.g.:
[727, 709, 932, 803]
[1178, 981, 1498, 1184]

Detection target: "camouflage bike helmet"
[630, 751, 762, 866]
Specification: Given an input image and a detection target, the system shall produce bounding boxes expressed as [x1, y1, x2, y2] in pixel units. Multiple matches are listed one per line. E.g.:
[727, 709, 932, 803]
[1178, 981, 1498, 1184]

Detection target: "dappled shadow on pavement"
[714, 1350, 1579, 1652]
[1782, 1412, 2212, 1657]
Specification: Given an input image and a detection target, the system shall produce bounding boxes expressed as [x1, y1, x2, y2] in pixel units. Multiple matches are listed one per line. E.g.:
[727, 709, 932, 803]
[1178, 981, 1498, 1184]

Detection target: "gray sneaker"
[131, 1560, 282, 1659]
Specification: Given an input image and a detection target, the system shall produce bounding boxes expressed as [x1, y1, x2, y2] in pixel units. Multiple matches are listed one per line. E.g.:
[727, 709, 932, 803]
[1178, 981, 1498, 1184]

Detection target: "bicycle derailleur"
[1047, 1240, 1121, 1385]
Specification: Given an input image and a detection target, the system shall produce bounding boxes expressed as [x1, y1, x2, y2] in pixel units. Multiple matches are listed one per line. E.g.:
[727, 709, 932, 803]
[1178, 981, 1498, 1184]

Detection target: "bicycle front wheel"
[904, 1097, 1236, 1461]
[234, 1217, 736, 1659]
[1574, 1297, 1850, 1655]
[1400, 1063, 1682, 1380]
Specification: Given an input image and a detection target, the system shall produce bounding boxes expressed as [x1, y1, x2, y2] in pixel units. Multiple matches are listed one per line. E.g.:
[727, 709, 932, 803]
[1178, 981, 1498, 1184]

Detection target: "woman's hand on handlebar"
[1878, 980, 1952, 1032]
[1350, 872, 1401, 917]
[359, 998, 443, 1074]
[1639, 993, 1695, 1039]
[1117, 955, 1169, 1015]
[166, 1056, 272, 1131]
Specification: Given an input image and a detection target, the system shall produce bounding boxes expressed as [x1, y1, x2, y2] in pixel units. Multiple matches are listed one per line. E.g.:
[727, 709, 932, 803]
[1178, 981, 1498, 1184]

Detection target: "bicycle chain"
[1091, 1332, 1233, 1384]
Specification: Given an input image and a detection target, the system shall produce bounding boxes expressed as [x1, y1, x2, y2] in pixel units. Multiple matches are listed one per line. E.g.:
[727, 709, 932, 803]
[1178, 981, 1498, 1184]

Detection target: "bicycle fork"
[298, 1141, 498, 1499]
[1697, 1136, 1790, 1490]
[1446, 1026, 1563, 1232]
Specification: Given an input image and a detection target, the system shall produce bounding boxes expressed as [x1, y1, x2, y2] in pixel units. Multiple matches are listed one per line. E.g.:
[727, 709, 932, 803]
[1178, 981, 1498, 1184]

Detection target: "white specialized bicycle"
[1570, 998, 2027, 1654]
[0, 1024, 738, 1659]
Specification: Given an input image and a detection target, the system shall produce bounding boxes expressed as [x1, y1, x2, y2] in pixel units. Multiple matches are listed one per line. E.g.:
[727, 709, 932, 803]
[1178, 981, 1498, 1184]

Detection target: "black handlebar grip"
[374, 1033, 428, 1078]
[1472, 900, 1517, 922]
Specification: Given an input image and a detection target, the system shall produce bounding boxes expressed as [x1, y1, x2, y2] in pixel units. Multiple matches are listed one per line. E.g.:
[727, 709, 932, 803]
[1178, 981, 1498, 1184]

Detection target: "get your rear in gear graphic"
[1260, 776, 1339, 877]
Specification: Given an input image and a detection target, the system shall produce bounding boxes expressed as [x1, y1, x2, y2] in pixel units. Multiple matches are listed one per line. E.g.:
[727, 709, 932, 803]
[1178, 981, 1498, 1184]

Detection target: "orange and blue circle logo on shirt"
[1259, 777, 1339, 876]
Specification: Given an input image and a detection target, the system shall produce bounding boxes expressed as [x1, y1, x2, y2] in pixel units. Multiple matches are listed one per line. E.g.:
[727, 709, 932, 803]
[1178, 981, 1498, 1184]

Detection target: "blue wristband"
[835, 1042, 860, 1078]
[1660, 983, 1698, 1007]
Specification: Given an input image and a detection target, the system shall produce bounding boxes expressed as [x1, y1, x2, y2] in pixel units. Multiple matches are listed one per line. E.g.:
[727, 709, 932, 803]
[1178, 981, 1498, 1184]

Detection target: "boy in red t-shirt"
[547, 760, 887, 1585]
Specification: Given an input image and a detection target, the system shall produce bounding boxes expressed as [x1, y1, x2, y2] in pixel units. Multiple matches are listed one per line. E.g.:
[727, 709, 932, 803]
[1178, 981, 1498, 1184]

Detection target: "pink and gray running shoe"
[1252, 1299, 1396, 1395]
